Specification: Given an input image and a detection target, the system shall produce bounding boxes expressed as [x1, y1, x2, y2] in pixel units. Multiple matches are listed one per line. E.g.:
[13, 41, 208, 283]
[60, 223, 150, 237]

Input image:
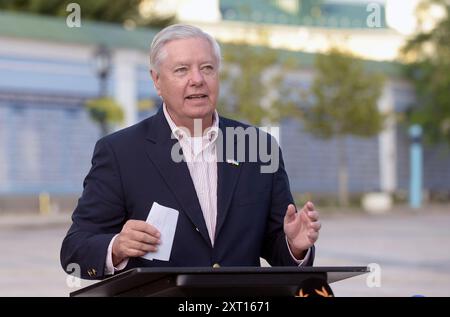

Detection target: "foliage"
[220, 43, 301, 126]
[0, 0, 175, 27]
[304, 48, 385, 206]
[304, 48, 385, 139]
[86, 97, 124, 136]
[401, 0, 450, 145]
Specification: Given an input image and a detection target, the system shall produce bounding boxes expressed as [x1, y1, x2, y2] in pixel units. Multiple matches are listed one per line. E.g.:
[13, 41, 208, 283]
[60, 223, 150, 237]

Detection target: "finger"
[307, 210, 319, 221]
[307, 231, 319, 242]
[127, 240, 158, 253]
[143, 223, 161, 238]
[125, 219, 149, 231]
[310, 221, 321, 231]
[127, 248, 152, 258]
[127, 220, 161, 238]
[129, 231, 161, 245]
[306, 201, 315, 211]
[299, 206, 312, 223]
[284, 204, 297, 221]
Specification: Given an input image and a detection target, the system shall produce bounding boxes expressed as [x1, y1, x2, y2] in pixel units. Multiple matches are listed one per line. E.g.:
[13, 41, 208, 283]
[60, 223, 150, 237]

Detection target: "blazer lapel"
[144, 108, 211, 247]
[215, 119, 242, 240]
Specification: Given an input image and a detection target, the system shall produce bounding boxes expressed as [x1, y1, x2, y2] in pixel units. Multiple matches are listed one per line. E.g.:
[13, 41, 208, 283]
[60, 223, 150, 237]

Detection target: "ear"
[150, 70, 162, 96]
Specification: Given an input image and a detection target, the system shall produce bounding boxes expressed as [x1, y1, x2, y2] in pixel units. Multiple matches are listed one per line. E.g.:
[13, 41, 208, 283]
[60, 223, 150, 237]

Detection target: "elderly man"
[60, 24, 321, 280]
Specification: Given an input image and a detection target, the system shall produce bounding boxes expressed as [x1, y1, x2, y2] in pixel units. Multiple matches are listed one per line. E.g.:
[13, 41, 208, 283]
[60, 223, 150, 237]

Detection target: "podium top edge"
[130, 266, 369, 274]
[70, 266, 369, 297]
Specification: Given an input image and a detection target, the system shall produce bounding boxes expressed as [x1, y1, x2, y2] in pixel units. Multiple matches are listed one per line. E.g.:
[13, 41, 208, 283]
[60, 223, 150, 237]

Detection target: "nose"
[189, 68, 204, 86]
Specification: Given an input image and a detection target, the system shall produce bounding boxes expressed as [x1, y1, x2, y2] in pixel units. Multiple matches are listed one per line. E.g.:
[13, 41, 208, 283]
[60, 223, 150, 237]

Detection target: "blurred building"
[0, 11, 160, 211]
[0, 0, 449, 212]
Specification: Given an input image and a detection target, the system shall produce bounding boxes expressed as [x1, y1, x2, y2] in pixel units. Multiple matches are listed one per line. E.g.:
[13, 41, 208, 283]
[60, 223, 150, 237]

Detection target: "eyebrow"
[171, 60, 216, 67]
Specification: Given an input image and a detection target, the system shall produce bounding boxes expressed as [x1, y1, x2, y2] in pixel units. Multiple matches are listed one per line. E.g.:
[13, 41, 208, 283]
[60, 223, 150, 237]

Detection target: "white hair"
[149, 24, 222, 73]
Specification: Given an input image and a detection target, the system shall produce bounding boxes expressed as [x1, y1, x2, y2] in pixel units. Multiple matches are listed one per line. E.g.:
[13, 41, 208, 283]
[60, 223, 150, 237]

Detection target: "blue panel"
[281, 118, 380, 194]
[0, 54, 112, 95]
[0, 104, 9, 191]
[0, 54, 93, 67]
[0, 68, 100, 95]
[137, 66, 157, 99]
[1, 101, 100, 195]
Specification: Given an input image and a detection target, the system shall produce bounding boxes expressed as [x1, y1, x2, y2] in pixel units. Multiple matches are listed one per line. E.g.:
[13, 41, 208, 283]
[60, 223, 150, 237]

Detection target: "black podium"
[71, 266, 368, 297]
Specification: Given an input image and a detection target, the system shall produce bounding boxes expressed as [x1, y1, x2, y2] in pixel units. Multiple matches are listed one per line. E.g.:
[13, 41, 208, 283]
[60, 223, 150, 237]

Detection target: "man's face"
[151, 37, 219, 128]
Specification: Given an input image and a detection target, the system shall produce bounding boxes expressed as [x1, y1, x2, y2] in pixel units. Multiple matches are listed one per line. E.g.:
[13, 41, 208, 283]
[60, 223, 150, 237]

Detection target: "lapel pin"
[226, 159, 239, 166]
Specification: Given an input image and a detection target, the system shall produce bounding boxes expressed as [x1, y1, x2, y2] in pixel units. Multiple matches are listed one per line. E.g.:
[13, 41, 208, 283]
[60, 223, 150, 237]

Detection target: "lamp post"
[92, 45, 112, 136]
[94, 45, 112, 97]
[409, 124, 423, 209]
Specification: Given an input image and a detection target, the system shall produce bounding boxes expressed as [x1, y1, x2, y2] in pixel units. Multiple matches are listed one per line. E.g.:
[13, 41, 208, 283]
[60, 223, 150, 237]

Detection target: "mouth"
[185, 94, 208, 100]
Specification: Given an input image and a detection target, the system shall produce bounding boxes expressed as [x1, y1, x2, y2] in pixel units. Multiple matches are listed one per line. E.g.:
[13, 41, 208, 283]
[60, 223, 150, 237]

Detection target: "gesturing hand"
[112, 220, 161, 266]
[283, 201, 321, 259]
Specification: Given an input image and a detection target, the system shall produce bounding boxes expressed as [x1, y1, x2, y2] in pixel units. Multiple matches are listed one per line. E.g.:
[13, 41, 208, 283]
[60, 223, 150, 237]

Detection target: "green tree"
[299, 0, 324, 18]
[401, 0, 450, 145]
[86, 97, 124, 137]
[220, 43, 301, 126]
[304, 48, 385, 206]
[0, 0, 174, 27]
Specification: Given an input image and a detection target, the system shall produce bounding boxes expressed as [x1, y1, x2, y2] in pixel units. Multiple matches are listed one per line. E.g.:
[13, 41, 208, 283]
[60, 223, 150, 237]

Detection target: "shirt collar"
[163, 103, 219, 143]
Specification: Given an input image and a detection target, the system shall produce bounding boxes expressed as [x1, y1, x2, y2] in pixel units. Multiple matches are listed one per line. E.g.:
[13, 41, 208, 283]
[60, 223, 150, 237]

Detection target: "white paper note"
[141, 202, 179, 261]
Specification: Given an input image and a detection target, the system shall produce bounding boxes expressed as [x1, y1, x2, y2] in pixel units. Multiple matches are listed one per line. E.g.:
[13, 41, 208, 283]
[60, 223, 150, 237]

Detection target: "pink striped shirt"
[163, 104, 219, 245]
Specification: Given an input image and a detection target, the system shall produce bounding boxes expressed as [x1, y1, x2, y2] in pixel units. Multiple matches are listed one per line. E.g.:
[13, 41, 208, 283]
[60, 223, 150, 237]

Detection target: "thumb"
[284, 204, 297, 222]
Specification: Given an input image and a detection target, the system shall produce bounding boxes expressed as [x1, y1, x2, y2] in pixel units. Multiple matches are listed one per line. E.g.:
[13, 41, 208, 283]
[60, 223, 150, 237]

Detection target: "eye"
[174, 67, 188, 74]
[201, 65, 215, 74]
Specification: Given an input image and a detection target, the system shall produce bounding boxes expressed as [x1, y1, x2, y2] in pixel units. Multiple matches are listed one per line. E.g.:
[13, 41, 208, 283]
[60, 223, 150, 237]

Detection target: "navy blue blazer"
[60, 107, 314, 279]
